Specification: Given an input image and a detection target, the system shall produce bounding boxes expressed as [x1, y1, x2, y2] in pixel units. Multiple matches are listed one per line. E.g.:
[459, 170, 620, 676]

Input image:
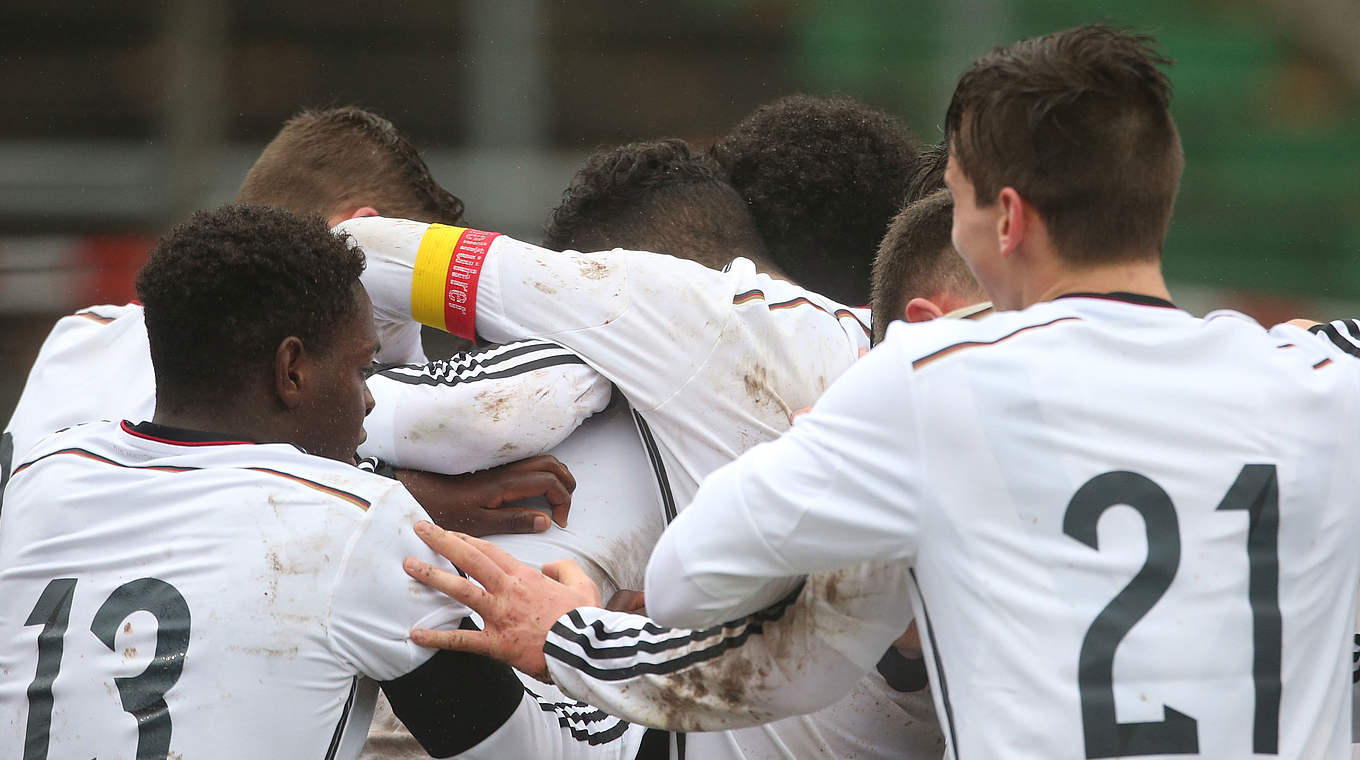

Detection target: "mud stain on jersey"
[578, 259, 609, 280]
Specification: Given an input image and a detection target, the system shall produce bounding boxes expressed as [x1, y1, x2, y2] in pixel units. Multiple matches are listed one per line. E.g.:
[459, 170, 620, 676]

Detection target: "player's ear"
[997, 187, 1027, 257]
[325, 206, 381, 228]
[905, 297, 946, 323]
[273, 336, 308, 409]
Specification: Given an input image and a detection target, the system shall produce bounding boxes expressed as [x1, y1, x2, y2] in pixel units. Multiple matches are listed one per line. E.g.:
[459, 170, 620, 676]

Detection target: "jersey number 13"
[22, 576, 191, 760]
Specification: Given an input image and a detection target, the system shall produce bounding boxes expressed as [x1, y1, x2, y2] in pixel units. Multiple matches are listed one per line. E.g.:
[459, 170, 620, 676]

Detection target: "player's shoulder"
[880, 299, 1081, 368]
[38, 302, 145, 345]
[14, 419, 410, 518]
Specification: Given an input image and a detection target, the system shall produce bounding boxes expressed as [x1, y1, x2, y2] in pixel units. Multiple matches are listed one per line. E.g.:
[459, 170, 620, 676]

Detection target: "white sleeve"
[453, 676, 649, 759]
[643, 341, 926, 628]
[338, 216, 736, 412]
[1306, 319, 1360, 359]
[544, 561, 913, 730]
[359, 340, 612, 474]
[326, 485, 472, 680]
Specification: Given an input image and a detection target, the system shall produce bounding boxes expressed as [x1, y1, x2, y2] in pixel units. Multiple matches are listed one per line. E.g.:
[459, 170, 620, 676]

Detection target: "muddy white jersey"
[648, 295, 1360, 759]
[1, 303, 605, 498]
[337, 218, 948, 760]
[0, 420, 478, 759]
[339, 217, 871, 513]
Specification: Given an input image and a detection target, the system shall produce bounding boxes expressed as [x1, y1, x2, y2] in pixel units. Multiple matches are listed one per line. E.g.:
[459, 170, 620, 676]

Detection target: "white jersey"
[338, 218, 943, 760]
[0, 419, 642, 758]
[545, 562, 944, 759]
[2, 303, 607, 484]
[648, 296, 1360, 759]
[341, 217, 872, 512]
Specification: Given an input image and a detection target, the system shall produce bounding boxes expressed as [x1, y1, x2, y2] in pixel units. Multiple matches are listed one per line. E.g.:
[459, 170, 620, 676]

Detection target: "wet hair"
[236, 106, 464, 225]
[871, 190, 985, 344]
[543, 138, 768, 270]
[944, 25, 1183, 263]
[136, 204, 366, 407]
[712, 94, 919, 305]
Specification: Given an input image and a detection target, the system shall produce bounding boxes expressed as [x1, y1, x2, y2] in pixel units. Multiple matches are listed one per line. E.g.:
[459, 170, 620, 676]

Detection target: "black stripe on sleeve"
[324, 677, 358, 760]
[545, 584, 804, 680]
[1310, 323, 1360, 359]
[378, 354, 588, 388]
[380, 649, 525, 758]
[522, 685, 634, 745]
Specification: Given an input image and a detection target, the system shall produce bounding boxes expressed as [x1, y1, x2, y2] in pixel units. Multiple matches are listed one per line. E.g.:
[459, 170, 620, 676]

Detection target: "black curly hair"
[711, 94, 920, 306]
[136, 204, 367, 407]
[542, 138, 768, 271]
[237, 106, 464, 225]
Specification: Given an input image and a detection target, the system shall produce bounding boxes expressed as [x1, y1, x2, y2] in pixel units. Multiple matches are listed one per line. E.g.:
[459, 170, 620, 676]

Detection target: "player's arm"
[644, 338, 925, 628]
[360, 340, 612, 475]
[402, 524, 912, 729]
[327, 485, 642, 757]
[339, 217, 736, 411]
[1302, 319, 1360, 358]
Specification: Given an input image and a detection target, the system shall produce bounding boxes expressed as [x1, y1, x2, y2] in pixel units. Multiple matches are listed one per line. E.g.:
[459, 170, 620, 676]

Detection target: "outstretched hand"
[404, 521, 600, 681]
[395, 455, 575, 537]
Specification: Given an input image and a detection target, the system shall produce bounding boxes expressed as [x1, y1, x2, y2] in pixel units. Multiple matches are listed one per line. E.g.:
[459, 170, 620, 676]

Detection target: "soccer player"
[870, 189, 990, 342]
[711, 94, 920, 306]
[345, 140, 965, 759]
[3, 106, 597, 534]
[404, 25, 1360, 759]
[0, 205, 644, 758]
[635, 25, 1360, 757]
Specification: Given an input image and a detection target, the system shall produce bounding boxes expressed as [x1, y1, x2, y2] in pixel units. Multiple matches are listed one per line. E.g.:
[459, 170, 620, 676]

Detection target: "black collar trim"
[122, 420, 258, 447]
[1055, 291, 1177, 309]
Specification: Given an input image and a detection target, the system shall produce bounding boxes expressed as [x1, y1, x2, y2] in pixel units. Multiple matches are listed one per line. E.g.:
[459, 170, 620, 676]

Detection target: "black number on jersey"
[22, 577, 192, 760]
[1064, 466, 1280, 758]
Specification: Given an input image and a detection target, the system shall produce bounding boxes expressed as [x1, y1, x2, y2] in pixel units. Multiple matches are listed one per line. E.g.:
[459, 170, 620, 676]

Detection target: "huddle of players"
[6, 22, 1360, 760]
[0, 56, 963, 760]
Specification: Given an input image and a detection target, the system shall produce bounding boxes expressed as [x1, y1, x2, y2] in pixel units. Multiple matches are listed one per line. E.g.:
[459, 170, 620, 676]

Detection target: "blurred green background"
[2, 0, 1357, 415]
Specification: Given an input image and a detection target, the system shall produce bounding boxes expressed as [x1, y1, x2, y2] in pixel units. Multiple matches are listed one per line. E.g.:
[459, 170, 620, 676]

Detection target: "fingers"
[461, 533, 539, 578]
[412, 521, 506, 591]
[484, 471, 571, 528]
[403, 555, 494, 612]
[509, 455, 577, 493]
[542, 559, 602, 607]
[410, 626, 496, 658]
[461, 507, 550, 537]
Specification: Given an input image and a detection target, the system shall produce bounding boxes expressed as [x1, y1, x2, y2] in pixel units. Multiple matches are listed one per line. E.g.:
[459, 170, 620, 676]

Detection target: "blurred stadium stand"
[1, 0, 1356, 422]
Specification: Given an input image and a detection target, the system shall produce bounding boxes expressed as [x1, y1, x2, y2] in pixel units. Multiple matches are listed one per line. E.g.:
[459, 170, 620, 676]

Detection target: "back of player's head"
[711, 94, 920, 305]
[904, 141, 949, 205]
[236, 106, 465, 225]
[870, 190, 985, 344]
[543, 138, 768, 271]
[137, 204, 366, 408]
[944, 25, 1183, 264]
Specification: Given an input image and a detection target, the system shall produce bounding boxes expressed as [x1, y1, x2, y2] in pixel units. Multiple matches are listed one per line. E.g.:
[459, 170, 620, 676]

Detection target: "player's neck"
[1020, 256, 1170, 310]
[150, 400, 285, 447]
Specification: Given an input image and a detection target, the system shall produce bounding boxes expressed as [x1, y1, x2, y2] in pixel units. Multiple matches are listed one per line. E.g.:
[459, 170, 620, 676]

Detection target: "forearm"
[546, 563, 913, 731]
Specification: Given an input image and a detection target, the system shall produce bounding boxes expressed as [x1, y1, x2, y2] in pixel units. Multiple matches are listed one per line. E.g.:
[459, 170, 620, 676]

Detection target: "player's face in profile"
[944, 153, 1001, 297]
[296, 284, 379, 463]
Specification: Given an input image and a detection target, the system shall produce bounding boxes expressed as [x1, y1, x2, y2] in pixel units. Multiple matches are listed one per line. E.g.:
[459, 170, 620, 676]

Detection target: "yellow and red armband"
[410, 224, 501, 339]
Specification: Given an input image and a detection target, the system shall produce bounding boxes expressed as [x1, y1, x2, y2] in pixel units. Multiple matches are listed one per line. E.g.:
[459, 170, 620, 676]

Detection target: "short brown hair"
[237, 106, 464, 225]
[944, 25, 1183, 264]
[870, 190, 984, 344]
